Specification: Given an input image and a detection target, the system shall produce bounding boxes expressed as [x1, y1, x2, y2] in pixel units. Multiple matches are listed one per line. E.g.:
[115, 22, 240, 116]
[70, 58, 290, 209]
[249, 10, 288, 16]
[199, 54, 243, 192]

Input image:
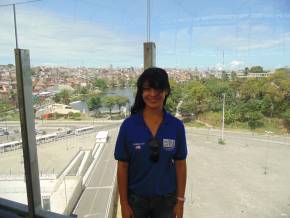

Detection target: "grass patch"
[195, 111, 287, 134]
[254, 117, 287, 134]
[198, 112, 221, 127]
[0, 112, 20, 121]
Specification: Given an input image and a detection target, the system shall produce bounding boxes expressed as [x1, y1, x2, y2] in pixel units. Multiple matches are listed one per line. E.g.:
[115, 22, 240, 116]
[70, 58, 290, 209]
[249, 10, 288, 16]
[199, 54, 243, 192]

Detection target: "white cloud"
[0, 6, 143, 66]
[229, 60, 245, 69]
[214, 60, 245, 71]
[215, 63, 224, 71]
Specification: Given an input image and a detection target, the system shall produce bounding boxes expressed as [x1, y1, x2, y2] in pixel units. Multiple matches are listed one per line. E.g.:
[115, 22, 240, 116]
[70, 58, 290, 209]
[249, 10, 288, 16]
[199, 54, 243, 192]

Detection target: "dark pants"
[128, 192, 177, 218]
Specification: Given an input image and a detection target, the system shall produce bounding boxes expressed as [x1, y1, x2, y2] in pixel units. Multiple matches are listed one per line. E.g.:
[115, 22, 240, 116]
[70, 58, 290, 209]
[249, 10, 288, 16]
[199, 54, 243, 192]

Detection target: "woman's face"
[142, 81, 167, 110]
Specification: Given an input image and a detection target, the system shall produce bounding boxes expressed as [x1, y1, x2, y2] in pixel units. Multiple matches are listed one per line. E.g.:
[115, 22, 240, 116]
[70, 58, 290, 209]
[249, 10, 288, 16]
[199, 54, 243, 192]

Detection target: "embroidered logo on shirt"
[133, 142, 145, 150]
[163, 139, 175, 151]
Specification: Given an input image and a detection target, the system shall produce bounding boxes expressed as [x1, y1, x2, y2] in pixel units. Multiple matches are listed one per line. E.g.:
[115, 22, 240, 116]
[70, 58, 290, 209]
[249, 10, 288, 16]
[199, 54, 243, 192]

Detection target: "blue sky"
[0, 0, 290, 69]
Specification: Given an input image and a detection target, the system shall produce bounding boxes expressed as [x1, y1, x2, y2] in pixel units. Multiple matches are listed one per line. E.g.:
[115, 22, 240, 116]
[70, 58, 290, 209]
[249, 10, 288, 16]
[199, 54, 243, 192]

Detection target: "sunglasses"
[148, 138, 160, 163]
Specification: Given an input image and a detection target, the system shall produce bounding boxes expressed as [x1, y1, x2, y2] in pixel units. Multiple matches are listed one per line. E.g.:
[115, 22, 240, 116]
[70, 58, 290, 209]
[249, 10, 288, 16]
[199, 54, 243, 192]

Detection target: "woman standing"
[114, 67, 187, 218]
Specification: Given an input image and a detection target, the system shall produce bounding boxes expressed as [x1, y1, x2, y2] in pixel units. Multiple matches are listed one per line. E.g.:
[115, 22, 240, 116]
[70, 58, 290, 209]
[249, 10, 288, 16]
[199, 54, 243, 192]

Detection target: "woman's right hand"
[121, 202, 134, 218]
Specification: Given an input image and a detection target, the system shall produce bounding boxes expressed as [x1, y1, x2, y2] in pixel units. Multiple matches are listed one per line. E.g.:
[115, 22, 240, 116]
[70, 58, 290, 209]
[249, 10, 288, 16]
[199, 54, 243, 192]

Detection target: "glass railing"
[0, 60, 27, 207]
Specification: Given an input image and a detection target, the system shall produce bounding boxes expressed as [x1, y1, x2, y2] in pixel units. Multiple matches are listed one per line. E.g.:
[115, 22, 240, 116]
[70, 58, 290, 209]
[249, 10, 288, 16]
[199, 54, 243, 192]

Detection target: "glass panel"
[0, 4, 27, 204]
[1, 0, 289, 217]
[11, 0, 140, 215]
[151, 1, 290, 217]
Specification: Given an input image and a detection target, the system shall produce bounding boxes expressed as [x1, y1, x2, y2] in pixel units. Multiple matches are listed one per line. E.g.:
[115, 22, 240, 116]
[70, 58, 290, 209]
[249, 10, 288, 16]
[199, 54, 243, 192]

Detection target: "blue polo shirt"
[114, 110, 187, 197]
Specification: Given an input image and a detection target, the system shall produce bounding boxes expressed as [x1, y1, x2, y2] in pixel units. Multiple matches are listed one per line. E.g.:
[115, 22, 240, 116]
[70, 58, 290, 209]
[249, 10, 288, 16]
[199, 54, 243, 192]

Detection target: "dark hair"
[130, 67, 171, 115]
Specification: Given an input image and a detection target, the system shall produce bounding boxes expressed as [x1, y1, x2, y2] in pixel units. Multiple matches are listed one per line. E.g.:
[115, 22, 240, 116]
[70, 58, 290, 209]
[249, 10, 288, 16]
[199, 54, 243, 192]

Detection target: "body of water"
[101, 86, 135, 113]
[72, 87, 135, 114]
[105, 86, 135, 106]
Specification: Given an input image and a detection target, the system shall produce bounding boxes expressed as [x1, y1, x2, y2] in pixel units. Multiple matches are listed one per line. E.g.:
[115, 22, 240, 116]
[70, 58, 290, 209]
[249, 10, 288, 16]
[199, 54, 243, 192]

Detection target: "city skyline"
[0, 0, 290, 69]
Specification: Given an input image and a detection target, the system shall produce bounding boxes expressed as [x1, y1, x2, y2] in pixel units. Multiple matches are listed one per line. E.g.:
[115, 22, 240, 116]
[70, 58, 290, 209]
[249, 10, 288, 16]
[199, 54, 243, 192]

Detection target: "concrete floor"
[0, 125, 290, 218]
[183, 128, 290, 218]
[116, 128, 290, 218]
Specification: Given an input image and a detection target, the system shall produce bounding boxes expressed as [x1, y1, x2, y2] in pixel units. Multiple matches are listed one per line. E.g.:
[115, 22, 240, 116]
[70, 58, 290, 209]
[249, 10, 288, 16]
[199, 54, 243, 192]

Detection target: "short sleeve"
[173, 121, 187, 160]
[114, 121, 130, 162]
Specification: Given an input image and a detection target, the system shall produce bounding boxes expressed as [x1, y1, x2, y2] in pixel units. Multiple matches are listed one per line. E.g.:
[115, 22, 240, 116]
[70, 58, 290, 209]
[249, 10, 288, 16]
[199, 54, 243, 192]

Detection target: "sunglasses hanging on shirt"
[148, 137, 160, 163]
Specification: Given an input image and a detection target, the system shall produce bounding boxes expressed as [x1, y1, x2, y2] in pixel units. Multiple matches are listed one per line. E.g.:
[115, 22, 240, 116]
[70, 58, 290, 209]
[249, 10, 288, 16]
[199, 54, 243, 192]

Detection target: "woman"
[114, 67, 187, 218]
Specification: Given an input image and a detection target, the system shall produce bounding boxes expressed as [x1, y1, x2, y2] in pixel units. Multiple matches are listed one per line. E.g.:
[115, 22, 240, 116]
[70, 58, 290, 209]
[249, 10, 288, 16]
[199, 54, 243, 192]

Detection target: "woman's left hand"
[173, 201, 184, 218]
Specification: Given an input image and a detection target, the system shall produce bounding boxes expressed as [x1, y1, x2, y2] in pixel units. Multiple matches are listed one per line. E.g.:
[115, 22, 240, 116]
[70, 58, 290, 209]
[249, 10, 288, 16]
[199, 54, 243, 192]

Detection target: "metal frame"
[0, 198, 70, 218]
[143, 42, 156, 70]
[15, 49, 42, 217]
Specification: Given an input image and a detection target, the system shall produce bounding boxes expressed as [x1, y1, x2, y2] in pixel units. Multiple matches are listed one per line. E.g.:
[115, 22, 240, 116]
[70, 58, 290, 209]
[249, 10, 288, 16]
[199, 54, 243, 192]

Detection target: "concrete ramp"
[73, 134, 117, 218]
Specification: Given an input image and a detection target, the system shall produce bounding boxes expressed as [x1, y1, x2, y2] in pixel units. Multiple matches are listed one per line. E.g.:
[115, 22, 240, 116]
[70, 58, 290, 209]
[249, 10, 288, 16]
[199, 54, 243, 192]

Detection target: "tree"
[53, 94, 61, 103]
[239, 79, 263, 101]
[244, 67, 249, 75]
[204, 79, 235, 112]
[221, 71, 229, 80]
[102, 96, 116, 117]
[225, 108, 237, 124]
[230, 71, 237, 80]
[128, 78, 136, 87]
[115, 96, 129, 112]
[9, 90, 17, 103]
[181, 80, 208, 117]
[250, 66, 263, 74]
[32, 95, 41, 106]
[179, 100, 197, 118]
[94, 78, 107, 91]
[165, 97, 176, 115]
[61, 89, 70, 105]
[80, 86, 89, 95]
[246, 111, 264, 130]
[236, 99, 264, 129]
[269, 69, 290, 95]
[260, 95, 274, 117]
[53, 89, 70, 105]
[87, 96, 102, 111]
[281, 109, 290, 133]
[165, 80, 183, 114]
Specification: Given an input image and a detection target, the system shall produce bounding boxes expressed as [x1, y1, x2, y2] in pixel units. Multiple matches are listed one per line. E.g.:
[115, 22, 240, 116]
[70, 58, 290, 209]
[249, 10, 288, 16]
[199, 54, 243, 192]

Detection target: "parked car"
[0, 127, 9, 135]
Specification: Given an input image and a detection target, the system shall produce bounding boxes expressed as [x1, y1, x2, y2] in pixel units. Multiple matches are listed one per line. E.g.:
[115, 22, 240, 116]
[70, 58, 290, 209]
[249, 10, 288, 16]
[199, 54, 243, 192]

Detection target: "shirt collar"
[135, 109, 170, 126]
